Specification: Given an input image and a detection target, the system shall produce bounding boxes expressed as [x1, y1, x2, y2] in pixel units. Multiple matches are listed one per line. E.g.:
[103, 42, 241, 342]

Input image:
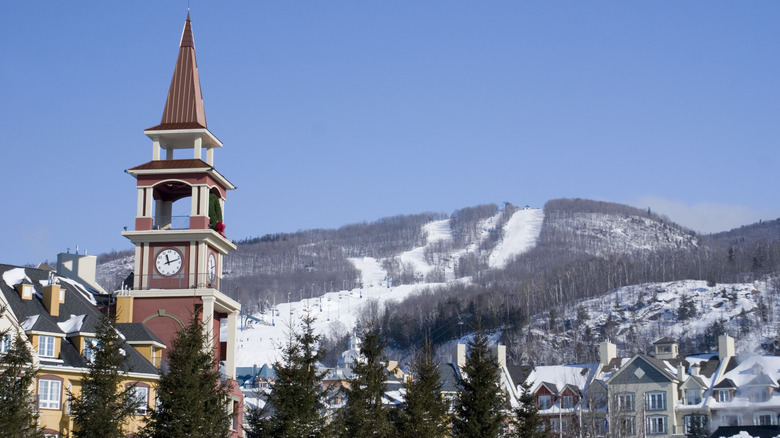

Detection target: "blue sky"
[1, 2, 779, 266]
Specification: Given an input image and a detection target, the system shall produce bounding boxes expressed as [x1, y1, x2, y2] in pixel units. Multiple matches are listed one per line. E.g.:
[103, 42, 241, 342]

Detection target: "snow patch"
[57, 314, 86, 334]
[235, 257, 434, 368]
[57, 277, 98, 305]
[21, 315, 39, 331]
[489, 208, 544, 268]
[3, 268, 27, 288]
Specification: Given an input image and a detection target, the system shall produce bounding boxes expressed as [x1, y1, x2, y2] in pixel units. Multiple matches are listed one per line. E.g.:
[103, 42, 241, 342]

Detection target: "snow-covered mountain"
[95, 198, 780, 368]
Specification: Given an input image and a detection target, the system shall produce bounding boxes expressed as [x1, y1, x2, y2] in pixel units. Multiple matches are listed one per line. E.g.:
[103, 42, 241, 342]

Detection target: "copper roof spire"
[147, 13, 208, 131]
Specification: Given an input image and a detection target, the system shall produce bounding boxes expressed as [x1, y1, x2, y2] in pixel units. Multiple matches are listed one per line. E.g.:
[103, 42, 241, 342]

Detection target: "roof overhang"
[144, 128, 222, 149]
[126, 340, 167, 349]
[121, 229, 237, 254]
[127, 164, 236, 191]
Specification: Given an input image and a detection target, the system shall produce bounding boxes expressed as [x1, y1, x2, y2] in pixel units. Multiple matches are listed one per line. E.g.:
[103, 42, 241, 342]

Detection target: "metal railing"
[153, 215, 191, 230]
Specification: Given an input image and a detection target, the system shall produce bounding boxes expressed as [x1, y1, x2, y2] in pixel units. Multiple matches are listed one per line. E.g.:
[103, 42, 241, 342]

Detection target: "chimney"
[57, 252, 107, 294]
[42, 283, 64, 317]
[677, 363, 685, 380]
[719, 335, 735, 361]
[690, 363, 700, 377]
[492, 344, 507, 369]
[453, 343, 466, 369]
[599, 341, 616, 367]
[115, 290, 134, 323]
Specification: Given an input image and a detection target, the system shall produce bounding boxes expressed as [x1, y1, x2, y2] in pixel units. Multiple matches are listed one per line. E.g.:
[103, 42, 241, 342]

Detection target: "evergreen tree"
[70, 315, 140, 438]
[512, 381, 546, 438]
[452, 328, 506, 438]
[332, 325, 393, 438]
[0, 330, 44, 438]
[677, 294, 696, 321]
[140, 315, 232, 438]
[395, 338, 448, 438]
[247, 310, 328, 438]
[686, 416, 708, 438]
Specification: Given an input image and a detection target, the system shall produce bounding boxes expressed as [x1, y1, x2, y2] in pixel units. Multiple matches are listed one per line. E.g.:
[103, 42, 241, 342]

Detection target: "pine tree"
[247, 310, 328, 438]
[452, 329, 506, 438]
[70, 315, 140, 438]
[512, 380, 546, 438]
[332, 325, 393, 438]
[686, 415, 708, 438]
[395, 338, 448, 438]
[140, 315, 232, 438]
[0, 330, 44, 438]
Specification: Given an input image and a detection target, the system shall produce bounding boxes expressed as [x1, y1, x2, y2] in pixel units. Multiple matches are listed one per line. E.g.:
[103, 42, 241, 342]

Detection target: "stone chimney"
[453, 343, 466, 369]
[599, 341, 616, 367]
[719, 335, 735, 361]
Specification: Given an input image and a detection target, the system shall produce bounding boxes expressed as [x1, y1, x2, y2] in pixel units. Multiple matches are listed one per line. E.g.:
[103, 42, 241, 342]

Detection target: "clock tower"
[116, 14, 241, 389]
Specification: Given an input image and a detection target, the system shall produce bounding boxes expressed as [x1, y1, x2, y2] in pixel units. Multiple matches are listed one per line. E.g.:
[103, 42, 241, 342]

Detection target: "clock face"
[208, 254, 217, 281]
[155, 248, 183, 277]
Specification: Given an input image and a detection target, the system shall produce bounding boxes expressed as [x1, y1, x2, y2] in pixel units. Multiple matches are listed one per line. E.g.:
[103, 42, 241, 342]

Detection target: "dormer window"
[685, 389, 702, 405]
[38, 336, 55, 358]
[749, 387, 770, 403]
[562, 395, 574, 409]
[717, 390, 732, 402]
[538, 395, 552, 409]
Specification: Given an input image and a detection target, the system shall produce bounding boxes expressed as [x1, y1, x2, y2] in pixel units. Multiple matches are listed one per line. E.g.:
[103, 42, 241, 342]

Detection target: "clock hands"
[164, 254, 180, 266]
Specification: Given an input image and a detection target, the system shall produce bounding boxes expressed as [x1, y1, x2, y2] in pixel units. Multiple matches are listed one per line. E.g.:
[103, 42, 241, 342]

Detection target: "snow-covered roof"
[56, 314, 86, 334]
[526, 363, 598, 394]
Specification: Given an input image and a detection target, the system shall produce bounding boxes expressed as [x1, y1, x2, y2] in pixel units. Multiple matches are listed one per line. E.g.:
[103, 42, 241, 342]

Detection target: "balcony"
[153, 215, 191, 230]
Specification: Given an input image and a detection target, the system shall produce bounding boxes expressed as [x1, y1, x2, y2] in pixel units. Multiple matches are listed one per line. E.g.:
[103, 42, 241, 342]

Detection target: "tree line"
[246, 312, 545, 438]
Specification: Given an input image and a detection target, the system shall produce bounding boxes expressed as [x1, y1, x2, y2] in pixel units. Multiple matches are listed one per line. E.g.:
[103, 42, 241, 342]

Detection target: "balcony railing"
[153, 215, 191, 230]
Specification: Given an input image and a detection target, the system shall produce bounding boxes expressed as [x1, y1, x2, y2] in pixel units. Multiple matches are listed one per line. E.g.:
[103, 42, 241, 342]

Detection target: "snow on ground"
[488, 208, 544, 268]
[236, 257, 430, 368]
[554, 279, 776, 355]
[423, 219, 451, 243]
[235, 210, 546, 369]
[399, 220, 452, 278]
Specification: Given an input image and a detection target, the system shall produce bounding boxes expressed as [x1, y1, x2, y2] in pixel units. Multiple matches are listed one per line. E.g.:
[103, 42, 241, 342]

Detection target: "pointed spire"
[147, 13, 208, 131]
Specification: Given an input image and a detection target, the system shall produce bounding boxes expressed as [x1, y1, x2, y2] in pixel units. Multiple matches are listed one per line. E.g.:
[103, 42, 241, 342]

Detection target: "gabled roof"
[680, 375, 707, 390]
[506, 364, 532, 389]
[607, 354, 677, 385]
[745, 373, 776, 387]
[714, 378, 736, 389]
[537, 381, 558, 395]
[147, 13, 208, 132]
[258, 363, 275, 380]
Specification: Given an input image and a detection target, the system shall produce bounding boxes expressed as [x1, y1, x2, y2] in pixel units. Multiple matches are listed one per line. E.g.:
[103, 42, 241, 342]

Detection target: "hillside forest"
[95, 198, 780, 366]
